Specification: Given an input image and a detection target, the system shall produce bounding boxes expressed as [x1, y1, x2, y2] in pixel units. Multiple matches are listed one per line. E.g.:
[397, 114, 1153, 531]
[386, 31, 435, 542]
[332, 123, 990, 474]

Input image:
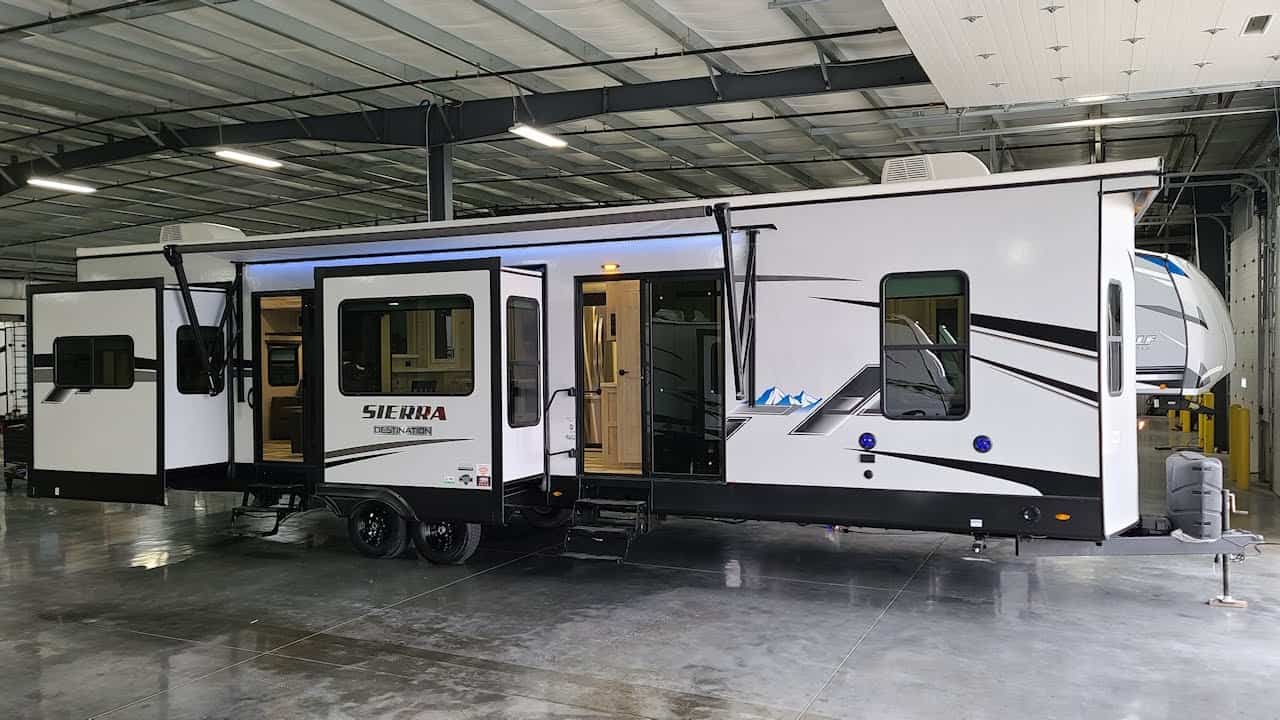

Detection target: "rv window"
[339, 295, 474, 396]
[1108, 282, 1123, 395]
[507, 297, 541, 428]
[53, 335, 134, 389]
[267, 344, 299, 387]
[881, 272, 968, 419]
[176, 326, 225, 395]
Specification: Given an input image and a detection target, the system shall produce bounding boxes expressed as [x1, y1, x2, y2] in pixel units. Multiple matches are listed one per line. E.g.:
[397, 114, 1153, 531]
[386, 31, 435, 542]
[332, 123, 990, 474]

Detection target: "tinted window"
[1108, 282, 1122, 395]
[54, 335, 134, 389]
[507, 297, 541, 428]
[176, 326, 225, 395]
[267, 343, 299, 387]
[340, 295, 474, 396]
[882, 272, 968, 419]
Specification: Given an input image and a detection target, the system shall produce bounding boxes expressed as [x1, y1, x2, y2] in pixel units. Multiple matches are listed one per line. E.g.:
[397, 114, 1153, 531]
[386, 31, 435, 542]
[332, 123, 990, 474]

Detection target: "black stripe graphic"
[326, 451, 398, 469]
[725, 417, 750, 439]
[813, 298, 1096, 354]
[971, 314, 1096, 353]
[32, 354, 158, 370]
[972, 356, 1097, 403]
[813, 297, 878, 309]
[790, 365, 880, 435]
[755, 275, 860, 282]
[1137, 303, 1209, 328]
[324, 437, 467, 460]
[866, 450, 1102, 498]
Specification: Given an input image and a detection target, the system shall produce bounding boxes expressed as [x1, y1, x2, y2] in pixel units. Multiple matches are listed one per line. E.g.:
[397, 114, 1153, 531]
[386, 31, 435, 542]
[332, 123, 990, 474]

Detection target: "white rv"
[24, 156, 1236, 564]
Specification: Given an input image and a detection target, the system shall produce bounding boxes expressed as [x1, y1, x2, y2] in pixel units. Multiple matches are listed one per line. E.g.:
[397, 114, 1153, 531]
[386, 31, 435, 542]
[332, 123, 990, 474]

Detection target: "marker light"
[509, 123, 567, 148]
[601, 263, 621, 272]
[858, 432, 876, 450]
[1054, 513, 1072, 521]
[27, 177, 96, 194]
[973, 435, 993, 453]
[214, 149, 283, 169]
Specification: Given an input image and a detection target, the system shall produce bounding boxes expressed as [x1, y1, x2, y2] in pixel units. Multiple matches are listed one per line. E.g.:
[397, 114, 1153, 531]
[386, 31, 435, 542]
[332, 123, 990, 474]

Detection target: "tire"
[412, 520, 482, 565]
[347, 500, 409, 559]
[522, 506, 573, 529]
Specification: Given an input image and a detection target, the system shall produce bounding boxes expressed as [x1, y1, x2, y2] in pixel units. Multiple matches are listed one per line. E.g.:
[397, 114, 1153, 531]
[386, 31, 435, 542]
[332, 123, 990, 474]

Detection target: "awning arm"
[162, 244, 218, 396]
[715, 203, 744, 400]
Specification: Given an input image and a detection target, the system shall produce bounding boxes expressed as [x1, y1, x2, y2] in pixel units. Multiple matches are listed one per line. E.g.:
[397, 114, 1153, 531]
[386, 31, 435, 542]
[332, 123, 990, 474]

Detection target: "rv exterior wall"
[163, 288, 229, 470]
[1100, 192, 1140, 536]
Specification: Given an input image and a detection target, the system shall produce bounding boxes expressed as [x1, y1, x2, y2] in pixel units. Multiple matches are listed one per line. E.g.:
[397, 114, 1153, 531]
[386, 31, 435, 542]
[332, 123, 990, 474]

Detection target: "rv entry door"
[316, 259, 505, 523]
[29, 279, 166, 504]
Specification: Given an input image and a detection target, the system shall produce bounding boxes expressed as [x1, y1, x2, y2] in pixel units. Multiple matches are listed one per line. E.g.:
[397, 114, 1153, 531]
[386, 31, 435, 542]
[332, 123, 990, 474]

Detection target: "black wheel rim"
[529, 507, 557, 517]
[422, 521, 462, 553]
[357, 506, 394, 549]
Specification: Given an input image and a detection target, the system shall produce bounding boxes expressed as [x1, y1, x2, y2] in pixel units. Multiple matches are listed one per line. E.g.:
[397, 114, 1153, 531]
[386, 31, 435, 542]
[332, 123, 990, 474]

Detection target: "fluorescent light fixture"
[509, 124, 567, 148]
[214, 149, 282, 169]
[1072, 94, 1115, 104]
[27, 177, 96, 194]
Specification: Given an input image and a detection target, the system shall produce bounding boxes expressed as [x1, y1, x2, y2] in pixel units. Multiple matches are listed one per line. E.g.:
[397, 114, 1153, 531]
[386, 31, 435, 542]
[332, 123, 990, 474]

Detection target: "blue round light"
[973, 435, 993, 453]
[858, 432, 877, 450]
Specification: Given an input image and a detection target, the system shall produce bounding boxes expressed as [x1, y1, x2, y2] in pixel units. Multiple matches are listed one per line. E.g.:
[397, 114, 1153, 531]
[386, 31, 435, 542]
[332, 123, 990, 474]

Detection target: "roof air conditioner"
[881, 153, 991, 184]
[158, 222, 246, 246]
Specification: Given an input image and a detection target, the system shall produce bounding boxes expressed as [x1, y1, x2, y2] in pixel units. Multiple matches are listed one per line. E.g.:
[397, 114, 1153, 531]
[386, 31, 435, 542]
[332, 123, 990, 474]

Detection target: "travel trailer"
[24, 156, 1240, 564]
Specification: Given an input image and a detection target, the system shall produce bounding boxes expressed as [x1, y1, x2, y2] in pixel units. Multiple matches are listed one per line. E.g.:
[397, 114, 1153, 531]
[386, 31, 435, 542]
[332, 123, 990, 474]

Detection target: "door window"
[339, 295, 474, 396]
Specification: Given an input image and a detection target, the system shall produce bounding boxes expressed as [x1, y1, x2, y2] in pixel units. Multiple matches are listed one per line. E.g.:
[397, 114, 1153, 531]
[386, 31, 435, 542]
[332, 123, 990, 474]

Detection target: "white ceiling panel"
[886, 0, 1280, 108]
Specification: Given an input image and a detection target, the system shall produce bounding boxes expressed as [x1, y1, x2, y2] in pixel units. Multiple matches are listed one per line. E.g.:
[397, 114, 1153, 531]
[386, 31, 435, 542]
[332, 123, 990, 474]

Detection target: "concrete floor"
[2, 425, 1278, 719]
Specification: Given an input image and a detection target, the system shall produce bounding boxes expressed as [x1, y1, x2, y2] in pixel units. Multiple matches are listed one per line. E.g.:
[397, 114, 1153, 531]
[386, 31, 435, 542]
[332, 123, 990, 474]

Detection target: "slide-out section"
[29, 280, 165, 503]
[317, 258, 505, 523]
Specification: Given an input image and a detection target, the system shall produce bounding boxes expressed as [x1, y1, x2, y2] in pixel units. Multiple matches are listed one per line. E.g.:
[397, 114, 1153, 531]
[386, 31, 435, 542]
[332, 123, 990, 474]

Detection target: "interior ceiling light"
[27, 177, 96, 194]
[509, 124, 567, 148]
[214, 149, 283, 169]
[1072, 94, 1115, 103]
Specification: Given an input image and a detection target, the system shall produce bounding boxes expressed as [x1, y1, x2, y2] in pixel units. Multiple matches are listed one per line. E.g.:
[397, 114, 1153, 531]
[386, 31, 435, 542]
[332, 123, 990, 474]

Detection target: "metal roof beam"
[620, 0, 865, 185]
[0, 55, 924, 196]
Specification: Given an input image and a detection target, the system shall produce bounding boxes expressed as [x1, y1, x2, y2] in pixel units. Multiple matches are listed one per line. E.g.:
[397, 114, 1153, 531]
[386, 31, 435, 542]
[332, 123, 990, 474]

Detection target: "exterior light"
[509, 124, 567, 148]
[214, 149, 283, 169]
[27, 177, 96, 194]
[601, 263, 621, 272]
[973, 435, 993, 453]
[858, 432, 876, 450]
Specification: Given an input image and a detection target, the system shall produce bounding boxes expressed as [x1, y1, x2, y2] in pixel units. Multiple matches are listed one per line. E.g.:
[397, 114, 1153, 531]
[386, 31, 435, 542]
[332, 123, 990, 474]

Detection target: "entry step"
[563, 495, 651, 561]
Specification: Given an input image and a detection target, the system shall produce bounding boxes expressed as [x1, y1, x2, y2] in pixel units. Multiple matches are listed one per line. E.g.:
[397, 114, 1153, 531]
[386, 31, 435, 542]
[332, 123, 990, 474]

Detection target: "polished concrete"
[2, 425, 1278, 719]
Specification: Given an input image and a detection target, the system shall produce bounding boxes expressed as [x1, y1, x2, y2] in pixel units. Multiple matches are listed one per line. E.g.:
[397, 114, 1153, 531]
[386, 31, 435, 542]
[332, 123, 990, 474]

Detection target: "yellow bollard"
[1200, 392, 1215, 454]
[1167, 408, 1177, 430]
[1180, 408, 1192, 434]
[1229, 404, 1251, 490]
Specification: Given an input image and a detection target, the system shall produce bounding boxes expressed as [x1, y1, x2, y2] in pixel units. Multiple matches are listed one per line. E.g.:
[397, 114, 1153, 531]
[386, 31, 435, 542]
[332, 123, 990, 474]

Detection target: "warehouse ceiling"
[0, 0, 1278, 279]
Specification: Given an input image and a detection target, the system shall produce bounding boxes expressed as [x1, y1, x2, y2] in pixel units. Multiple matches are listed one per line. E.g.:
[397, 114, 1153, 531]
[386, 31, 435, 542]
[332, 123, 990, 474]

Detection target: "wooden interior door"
[612, 280, 642, 466]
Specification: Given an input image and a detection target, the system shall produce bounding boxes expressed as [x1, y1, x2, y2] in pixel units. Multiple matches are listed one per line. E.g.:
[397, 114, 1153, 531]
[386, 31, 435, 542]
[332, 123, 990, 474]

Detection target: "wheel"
[522, 506, 573, 529]
[346, 500, 409, 559]
[412, 520, 482, 565]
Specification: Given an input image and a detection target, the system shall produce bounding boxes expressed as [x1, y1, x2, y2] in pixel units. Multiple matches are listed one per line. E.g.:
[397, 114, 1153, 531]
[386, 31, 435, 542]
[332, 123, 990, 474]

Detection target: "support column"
[428, 143, 454, 222]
